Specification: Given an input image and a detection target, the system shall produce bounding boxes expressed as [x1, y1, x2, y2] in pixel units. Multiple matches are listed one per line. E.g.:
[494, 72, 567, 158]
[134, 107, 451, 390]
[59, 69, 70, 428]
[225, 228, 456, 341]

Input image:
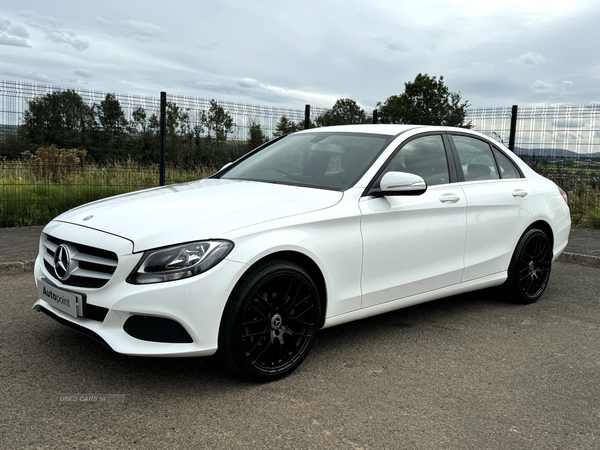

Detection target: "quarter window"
[452, 136, 499, 181]
[492, 147, 522, 179]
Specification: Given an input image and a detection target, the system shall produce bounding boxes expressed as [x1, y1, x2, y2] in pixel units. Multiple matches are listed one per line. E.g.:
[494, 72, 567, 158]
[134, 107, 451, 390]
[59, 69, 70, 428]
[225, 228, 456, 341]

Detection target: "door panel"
[359, 185, 467, 308]
[449, 134, 535, 281]
[460, 179, 534, 281]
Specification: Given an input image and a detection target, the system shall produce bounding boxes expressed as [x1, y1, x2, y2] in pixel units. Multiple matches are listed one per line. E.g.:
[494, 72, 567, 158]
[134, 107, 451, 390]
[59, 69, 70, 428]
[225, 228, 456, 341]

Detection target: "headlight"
[126, 240, 234, 284]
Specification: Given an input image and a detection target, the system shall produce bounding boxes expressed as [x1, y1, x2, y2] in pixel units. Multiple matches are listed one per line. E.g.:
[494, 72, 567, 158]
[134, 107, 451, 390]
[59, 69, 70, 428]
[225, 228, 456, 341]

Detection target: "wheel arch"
[224, 250, 328, 329]
[524, 220, 554, 252]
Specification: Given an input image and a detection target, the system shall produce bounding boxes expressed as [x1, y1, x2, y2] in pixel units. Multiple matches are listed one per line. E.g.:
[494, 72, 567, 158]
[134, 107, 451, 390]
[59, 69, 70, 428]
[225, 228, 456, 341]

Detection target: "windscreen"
[219, 132, 392, 190]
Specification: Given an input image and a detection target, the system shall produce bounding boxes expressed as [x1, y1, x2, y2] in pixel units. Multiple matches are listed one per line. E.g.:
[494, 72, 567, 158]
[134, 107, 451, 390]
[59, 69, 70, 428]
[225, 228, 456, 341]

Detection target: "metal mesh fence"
[0, 80, 330, 226]
[467, 104, 600, 163]
[1, 80, 600, 227]
[0, 80, 328, 142]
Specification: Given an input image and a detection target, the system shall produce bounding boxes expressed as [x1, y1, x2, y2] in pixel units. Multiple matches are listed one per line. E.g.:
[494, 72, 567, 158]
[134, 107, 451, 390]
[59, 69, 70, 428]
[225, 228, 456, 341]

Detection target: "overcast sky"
[1, 0, 599, 111]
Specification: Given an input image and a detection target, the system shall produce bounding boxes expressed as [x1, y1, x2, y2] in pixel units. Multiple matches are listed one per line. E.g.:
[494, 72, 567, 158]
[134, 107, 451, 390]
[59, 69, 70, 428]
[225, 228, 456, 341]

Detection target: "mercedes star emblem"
[53, 244, 71, 281]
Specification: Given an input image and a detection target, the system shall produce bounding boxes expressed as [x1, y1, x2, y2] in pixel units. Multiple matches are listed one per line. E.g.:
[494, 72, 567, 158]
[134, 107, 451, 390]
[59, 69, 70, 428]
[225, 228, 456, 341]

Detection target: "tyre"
[505, 228, 552, 304]
[219, 259, 321, 381]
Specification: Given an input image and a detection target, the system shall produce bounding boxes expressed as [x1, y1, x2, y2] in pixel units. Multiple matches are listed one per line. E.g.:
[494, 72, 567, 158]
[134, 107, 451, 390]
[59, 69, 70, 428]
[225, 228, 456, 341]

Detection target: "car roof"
[295, 124, 422, 136]
[294, 124, 499, 143]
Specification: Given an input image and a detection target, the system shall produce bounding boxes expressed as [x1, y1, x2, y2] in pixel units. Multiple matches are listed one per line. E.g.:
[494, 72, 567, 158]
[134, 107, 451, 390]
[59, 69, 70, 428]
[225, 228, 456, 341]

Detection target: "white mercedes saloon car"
[33, 124, 571, 381]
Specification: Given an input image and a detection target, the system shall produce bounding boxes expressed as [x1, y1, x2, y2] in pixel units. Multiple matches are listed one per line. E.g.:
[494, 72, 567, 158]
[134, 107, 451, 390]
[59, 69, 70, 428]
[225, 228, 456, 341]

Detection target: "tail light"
[558, 187, 568, 204]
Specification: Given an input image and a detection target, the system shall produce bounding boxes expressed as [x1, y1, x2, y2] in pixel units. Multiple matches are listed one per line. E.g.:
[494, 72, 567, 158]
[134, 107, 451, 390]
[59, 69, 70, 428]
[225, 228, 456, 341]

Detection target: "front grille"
[43, 234, 118, 289]
[87, 304, 109, 322]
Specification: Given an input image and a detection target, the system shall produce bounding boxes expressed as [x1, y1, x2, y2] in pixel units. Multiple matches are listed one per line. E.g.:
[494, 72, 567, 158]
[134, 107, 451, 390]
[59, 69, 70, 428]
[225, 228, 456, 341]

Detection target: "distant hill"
[0, 124, 18, 139]
[515, 147, 600, 159]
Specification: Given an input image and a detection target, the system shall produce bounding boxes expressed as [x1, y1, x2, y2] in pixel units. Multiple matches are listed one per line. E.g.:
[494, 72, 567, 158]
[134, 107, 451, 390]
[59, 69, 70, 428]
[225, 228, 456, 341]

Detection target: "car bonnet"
[53, 179, 343, 252]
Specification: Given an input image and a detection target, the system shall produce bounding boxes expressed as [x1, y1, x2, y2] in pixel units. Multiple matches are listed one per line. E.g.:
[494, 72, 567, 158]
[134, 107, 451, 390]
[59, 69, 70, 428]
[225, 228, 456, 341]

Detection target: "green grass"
[567, 183, 600, 229]
[1, 160, 216, 227]
[2, 159, 600, 229]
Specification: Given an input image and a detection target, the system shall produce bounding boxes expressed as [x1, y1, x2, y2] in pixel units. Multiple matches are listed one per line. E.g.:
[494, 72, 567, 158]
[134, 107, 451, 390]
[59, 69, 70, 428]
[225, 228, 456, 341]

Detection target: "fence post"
[509, 104, 518, 152]
[373, 109, 378, 124]
[304, 105, 310, 129]
[159, 92, 166, 186]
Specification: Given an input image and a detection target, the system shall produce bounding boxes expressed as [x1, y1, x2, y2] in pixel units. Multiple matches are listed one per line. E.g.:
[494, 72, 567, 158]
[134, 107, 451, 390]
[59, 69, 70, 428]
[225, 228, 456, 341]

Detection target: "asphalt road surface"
[1, 262, 599, 449]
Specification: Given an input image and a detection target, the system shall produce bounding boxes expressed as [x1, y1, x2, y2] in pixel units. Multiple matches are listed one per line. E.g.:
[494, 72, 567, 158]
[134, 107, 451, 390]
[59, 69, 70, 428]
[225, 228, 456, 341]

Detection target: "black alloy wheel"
[219, 259, 321, 381]
[505, 228, 552, 304]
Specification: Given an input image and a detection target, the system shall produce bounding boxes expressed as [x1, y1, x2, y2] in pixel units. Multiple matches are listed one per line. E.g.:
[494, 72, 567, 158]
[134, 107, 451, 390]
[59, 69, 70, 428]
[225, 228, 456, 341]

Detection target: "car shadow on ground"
[32, 286, 520, 389]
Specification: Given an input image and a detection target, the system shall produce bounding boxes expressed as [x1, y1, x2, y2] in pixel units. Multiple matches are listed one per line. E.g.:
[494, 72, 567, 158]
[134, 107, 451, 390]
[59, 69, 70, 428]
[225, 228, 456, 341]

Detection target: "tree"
[377, 74, 472, 128]
[96, 93, 128, 153]
[273, 116, 302, 138]
[130, 107, 148, 134]
[197, 100, 235, 166]
[127, 107, 159, 163]
[163, 102, 193, 165]
[22, 90, 94, 148]
[247, 120, 267, 150]
[315, 98, 369, 127]
[201, 100, 234, 145]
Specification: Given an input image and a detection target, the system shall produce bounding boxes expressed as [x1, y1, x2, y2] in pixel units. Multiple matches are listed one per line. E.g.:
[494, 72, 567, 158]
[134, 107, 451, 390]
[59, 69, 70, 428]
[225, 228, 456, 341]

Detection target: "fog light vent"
[123, 316, 193, 343]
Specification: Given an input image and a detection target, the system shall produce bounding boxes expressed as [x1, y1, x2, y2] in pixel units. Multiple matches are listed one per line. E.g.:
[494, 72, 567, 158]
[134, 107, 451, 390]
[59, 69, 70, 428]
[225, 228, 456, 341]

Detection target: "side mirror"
[376, 171, 427, 196]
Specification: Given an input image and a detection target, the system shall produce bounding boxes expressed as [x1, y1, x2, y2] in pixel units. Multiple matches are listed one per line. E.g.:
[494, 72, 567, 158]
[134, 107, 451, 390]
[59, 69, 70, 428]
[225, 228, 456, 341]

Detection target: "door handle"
[512, 189, 529, 198]
[439, 193, 460, 204]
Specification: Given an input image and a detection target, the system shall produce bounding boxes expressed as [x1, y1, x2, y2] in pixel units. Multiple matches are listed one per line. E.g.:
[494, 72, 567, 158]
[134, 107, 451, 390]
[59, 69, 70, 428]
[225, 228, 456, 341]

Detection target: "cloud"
[554, 119, 582, 128]
[97, 17, 163, 40]
[44, 28, 88, 51]
[0, 18, 31, 47]
[121, 20, 163, 38]
[531, 79, 575, 96]
[24, 16, 88, 51]
[0, 67, 50, 83]
[74, 69, 92, 78]
[193, 80, 222, 91]
[238, 78, 261, 88]
[510, 52, 552, 65]
[469, 61, 495, 68]
[0, 34, 30, 47]
[371, 35, 409, 53]
[561, 80, 573, 90]
[533, 80, 552, 91]
[194, 42, 219, 51]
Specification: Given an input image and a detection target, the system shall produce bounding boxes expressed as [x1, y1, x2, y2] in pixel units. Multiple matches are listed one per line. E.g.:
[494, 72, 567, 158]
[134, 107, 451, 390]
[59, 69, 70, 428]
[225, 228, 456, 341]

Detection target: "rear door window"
[452, 135, 499, 181]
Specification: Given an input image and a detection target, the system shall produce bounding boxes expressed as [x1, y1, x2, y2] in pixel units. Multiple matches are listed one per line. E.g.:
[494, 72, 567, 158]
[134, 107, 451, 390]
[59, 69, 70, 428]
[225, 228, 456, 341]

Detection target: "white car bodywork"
[33, 125, 571, 367]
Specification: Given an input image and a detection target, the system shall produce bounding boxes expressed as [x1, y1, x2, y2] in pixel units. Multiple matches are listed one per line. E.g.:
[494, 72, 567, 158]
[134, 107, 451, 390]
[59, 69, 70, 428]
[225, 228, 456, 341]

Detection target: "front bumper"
[33, 222, 245, 357]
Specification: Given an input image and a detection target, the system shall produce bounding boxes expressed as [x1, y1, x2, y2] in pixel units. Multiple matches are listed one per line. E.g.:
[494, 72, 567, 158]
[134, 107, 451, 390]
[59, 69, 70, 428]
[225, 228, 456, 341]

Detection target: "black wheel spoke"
[242, 317, 266, 327]
[250, 295, 269, 316]
[287, 329, 313, 339]
[242, 326, 268, 338]
[246, 333, 269, 361]
[231, 263, 320, 378]
[289, 319, 315, 327]
[289, 303, 314, 321]
[511, 230, 552, 301]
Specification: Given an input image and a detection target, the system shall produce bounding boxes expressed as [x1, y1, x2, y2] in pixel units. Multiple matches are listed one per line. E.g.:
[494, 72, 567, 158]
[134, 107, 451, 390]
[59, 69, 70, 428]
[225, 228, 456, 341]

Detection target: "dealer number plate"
[38, 279, 82, 318]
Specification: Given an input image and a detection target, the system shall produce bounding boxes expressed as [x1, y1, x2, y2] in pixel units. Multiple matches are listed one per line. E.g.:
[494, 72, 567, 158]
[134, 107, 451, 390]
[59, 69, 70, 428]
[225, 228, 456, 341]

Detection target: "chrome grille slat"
[70, 251, 119, 267]
[43, 233, 119, 289]
[70, 267, 112, 280]
[43, 252, 54, 266]
[44, 240, 58, 252]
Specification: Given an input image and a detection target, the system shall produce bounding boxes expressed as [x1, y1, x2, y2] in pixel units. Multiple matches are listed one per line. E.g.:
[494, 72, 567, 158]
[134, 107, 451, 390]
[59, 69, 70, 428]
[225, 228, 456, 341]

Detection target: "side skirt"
[322, 272, 507, 329]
